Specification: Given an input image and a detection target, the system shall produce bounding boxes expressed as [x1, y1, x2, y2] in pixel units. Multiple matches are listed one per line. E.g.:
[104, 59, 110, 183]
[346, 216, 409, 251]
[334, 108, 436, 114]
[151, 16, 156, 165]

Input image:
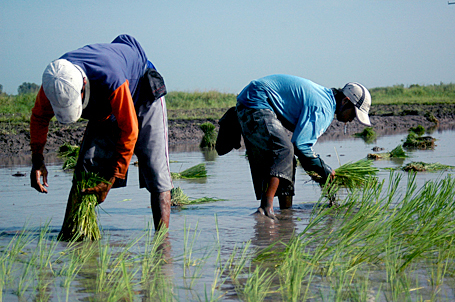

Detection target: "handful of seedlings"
[171, 163, 207, 179]
[307, 159, 379, 190]
[59, 172, 105, 241]
[58, 143, 80, 170]
[170, 186, 222, 206]
[333, 159, 379, 189]
[199, 122, 217, 149]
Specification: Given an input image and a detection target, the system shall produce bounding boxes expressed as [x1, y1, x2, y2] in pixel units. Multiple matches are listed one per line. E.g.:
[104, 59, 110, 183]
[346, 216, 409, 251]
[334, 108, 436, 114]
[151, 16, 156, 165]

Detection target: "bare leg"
[257, 176, 279, 220]
[278, 195, 293, 209]
[151, 190, 171, 230]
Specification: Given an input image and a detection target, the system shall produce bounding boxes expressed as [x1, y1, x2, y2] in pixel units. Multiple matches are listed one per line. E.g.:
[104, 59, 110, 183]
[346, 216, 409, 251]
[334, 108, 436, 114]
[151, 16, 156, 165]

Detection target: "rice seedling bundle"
[171, 187, 189, 206]
[59, 172, 104, 241]
[333, 159, 379, 189]
[354, 127, 377, 143]
[409, 125, 425, 136]
[171, 186, 222, 206]
[58, 143, 80, 170]
[402, 161, 455, 172]
[403, 131, 435, 150]
[367, 144, 407, 160]
[171, 163, 207, 179]
[199, 122, 217, 149]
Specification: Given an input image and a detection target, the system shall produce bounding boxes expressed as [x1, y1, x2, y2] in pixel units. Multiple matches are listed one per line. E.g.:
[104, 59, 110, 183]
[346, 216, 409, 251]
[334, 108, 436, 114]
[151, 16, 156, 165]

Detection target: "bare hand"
[81, 177, 115, 205]
[31, 162, 49, 193]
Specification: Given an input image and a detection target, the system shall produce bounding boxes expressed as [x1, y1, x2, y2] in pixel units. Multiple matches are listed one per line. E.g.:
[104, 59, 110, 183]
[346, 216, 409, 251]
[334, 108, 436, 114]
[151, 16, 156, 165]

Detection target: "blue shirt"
[237, 74, 336, 154]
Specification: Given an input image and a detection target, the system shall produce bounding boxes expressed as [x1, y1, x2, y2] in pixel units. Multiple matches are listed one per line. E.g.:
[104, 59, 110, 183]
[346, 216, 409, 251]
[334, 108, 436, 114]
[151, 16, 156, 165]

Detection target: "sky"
[1, 0, 454, 95]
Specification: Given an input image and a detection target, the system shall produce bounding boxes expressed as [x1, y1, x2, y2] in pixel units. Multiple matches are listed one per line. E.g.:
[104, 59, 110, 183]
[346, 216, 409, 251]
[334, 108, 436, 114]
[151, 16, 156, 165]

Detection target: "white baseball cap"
[42, 59, 89, 124]
[342, 82, 371, 127]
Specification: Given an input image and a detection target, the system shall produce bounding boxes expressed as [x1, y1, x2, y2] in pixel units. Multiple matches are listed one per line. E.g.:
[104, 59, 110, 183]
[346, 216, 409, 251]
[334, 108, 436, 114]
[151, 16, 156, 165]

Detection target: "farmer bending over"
[30, 35, 173, 238]
[235, 74, 372, 220]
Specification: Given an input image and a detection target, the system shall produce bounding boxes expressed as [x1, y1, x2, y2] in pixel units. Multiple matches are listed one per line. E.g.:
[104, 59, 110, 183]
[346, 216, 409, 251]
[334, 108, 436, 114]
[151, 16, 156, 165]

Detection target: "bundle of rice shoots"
[333, 159, 379, 189]
[171, 186, 222, 206]
[354, 127, 377, 143]
[367, 144, 407, 160]
[403, 131, 435, 150]
[171, 163, 207, 179]
[402, 161, 455, 172]
[408, 125, 425, 136]
[58, 172, 104, 241]
[58, 143, 80, 170]
[199, 122, 217, 149]
[171, 187, 189, 206]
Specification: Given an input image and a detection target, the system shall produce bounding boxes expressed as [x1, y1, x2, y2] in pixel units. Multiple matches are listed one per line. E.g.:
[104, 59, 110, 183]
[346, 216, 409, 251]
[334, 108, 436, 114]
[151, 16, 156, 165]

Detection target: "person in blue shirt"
[235, 74, 372, 220]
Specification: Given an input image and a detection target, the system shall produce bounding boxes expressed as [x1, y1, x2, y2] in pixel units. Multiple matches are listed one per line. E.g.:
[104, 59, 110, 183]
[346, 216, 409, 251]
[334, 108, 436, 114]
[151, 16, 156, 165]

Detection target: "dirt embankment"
[1, 104, 455, 162]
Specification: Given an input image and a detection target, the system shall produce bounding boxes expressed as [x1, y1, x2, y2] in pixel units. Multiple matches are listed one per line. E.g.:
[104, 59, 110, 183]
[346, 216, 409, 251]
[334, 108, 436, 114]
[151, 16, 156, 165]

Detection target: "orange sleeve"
[109, 80, 139, 179]
[30, 86, 55, 156]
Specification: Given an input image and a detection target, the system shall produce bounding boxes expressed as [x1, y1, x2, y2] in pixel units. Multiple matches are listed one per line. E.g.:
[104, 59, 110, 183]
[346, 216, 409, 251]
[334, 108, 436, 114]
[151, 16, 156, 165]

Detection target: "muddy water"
[1, 130, 455, 300]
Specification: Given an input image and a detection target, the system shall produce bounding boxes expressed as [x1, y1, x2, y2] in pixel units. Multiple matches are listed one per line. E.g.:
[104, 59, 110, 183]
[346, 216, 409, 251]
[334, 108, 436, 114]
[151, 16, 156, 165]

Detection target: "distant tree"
[18, 82, 40, 95]
[0, 84, 3, 94]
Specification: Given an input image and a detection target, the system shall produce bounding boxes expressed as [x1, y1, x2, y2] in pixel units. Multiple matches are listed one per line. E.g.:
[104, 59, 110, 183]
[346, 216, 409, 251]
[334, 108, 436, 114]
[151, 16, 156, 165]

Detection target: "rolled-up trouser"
[236, 103, 296, 200]
[75, 95, 173, 194]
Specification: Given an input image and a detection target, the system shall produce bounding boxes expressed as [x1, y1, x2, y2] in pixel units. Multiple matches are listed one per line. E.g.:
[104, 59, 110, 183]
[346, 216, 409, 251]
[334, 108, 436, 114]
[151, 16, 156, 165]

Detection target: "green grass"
[1, 83, 454, 124]
[370, 82, 455, 105]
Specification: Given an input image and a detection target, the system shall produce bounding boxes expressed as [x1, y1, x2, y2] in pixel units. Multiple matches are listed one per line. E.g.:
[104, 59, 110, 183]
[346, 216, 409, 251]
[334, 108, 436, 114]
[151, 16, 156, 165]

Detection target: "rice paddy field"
[1, 129, 455, 301]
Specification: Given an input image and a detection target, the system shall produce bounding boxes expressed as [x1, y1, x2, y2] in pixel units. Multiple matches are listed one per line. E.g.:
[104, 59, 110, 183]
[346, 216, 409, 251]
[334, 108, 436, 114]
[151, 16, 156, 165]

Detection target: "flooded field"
[1, 129, 455, 301]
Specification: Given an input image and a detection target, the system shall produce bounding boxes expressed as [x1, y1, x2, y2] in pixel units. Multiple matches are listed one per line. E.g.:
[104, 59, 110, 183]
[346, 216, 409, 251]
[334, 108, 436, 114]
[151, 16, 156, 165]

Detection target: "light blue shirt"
[237, 74, 336, 155]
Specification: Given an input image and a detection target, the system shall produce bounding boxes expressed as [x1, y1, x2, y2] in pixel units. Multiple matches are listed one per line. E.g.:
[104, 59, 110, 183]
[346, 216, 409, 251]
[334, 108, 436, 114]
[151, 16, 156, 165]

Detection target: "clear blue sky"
[1, 0, 454, 95]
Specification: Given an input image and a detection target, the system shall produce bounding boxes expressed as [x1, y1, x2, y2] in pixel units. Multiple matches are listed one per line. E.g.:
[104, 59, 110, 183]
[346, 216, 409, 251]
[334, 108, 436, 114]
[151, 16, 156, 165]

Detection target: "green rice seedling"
[225, 241, 253, 283]
[409, 124, 425, 136]
[171, 187, 223, 206]
[58, 143, 80, 170]
[59, 172, 106, 241]
[332, 159, 379, 189]
[0, 226, 34, 292]
[140, 225, 175, 301]
[402, 161, 455, 172]
[34, 223, 59, 301]
[199, 122, 217, 149]
[367, 144, 407, 160]
[240, 266, 275, 302]
[170, 186, 189, 205]
[354, 127, 377, 143]
[171, 163, 207, 179]
[14, 250, 36, 299]
[403, 130, 436, 150]
[59, 241, 96, 301]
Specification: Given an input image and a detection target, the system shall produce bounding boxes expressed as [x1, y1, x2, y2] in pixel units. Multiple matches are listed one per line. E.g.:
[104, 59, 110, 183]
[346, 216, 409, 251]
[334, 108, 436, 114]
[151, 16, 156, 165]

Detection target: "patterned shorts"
[236, 103, 296, 200]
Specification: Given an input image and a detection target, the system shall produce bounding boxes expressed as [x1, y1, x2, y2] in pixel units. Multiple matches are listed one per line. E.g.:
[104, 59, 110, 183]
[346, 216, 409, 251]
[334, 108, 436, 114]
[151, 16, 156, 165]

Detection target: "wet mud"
[1, 104, 455, 159]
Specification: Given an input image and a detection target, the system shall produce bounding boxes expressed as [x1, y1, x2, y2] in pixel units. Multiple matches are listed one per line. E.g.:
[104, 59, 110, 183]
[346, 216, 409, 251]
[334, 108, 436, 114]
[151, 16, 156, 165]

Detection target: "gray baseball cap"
[42, 59, 88, 124]
[342, 82, 372, 126]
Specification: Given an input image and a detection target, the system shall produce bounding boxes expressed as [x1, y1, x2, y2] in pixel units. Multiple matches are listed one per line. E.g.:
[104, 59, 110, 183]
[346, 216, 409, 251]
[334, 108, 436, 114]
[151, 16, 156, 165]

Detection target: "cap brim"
[53, 99, 82, 124]
[355, 107, 371, 127]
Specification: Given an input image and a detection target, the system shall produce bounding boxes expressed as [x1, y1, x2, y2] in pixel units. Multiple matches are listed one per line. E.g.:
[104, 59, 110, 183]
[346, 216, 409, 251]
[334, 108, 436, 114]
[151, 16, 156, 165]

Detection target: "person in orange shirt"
[30, 35, 173, 239]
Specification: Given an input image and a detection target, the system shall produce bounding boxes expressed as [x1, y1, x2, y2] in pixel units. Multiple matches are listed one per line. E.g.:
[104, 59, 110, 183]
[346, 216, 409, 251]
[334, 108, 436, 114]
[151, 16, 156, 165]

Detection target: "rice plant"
[171, 163, 207, 179]
[402, 161, 455, 172]
[199, 122, 217, 149]
[58, 143, 80, 170]
[58, 172, 106, 241]
[332, 158, 379, 189]
[354, 127, 377, 143]
[367, 144, 407, 160]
